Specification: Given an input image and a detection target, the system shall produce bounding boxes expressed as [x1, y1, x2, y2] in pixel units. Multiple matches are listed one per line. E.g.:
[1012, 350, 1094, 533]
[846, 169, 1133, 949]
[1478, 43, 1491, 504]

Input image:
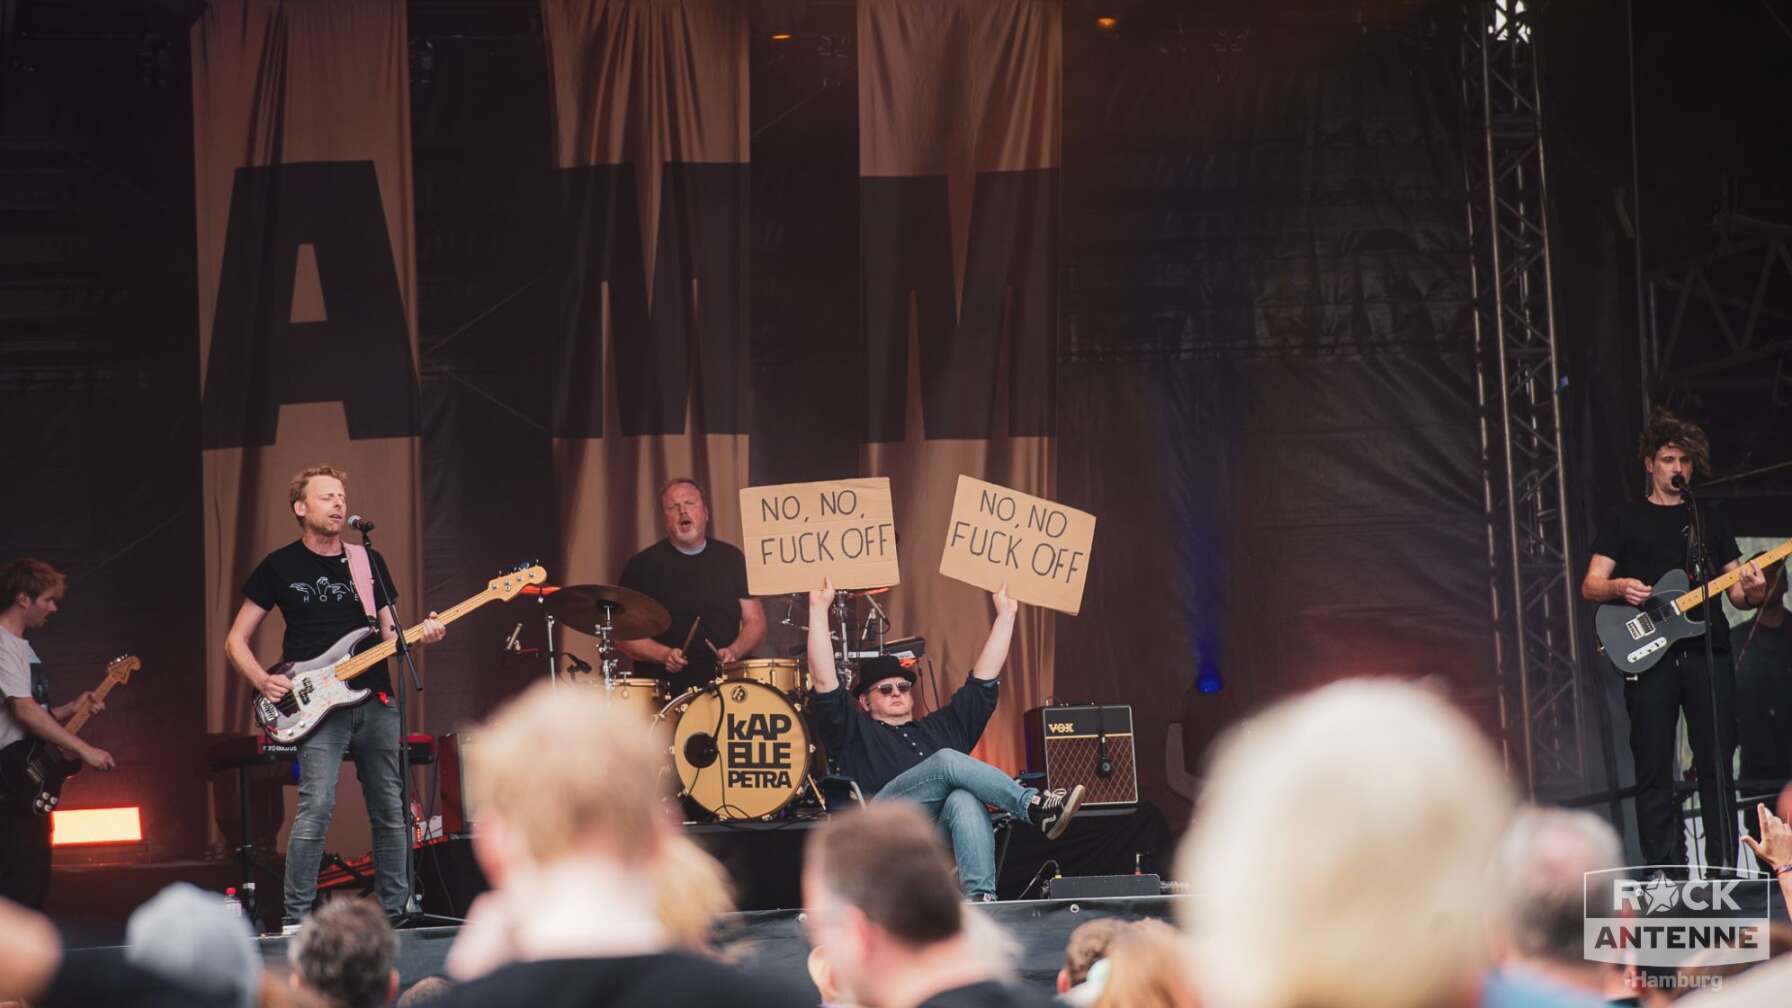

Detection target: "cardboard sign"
[938, 476, 1095, 615]
[739, 478, 900, 596]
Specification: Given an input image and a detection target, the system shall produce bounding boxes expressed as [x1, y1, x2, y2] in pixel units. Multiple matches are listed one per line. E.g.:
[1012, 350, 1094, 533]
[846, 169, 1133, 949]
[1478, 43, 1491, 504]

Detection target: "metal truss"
[1646, 219, 1792, 456]
[1460, 0, 1586, 798]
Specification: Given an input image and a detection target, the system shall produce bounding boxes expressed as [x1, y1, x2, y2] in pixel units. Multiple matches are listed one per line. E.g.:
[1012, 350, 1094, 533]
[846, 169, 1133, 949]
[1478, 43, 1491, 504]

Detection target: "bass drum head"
[656, 679, 809, 821]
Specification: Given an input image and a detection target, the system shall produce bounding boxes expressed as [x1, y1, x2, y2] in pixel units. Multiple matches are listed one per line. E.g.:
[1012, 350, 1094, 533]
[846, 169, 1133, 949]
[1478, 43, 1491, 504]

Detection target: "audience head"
[803, 802, 967, 1002]
[654, 834, 735, 951]
[467, 680, 671, 881]
[1176, 678, 1515, 1008]
[1059, 918, 1125, 994]
[125, 882, 262, 1008]
[393, 975, 453, 1008]
[1492, 807, 1624, 966]
[1093, 920, 1193, 1008]
[288, 898, 399, 1008]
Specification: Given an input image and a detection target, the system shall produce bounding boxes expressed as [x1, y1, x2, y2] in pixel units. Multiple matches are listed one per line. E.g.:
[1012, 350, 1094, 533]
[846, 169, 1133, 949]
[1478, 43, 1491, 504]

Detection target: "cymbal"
[541, 584, 671, 640]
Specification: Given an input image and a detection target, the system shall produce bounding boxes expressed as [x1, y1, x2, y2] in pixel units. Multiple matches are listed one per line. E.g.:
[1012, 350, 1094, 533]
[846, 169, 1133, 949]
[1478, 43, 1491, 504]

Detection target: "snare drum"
[595, 676, 664, 721]
[656, 679, 811, 820]
[721, 657, 805, 695]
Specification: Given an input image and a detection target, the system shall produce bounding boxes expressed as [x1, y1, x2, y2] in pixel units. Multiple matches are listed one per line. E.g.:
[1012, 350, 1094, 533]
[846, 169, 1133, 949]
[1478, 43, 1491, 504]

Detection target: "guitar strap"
[342, 543, 380, 625]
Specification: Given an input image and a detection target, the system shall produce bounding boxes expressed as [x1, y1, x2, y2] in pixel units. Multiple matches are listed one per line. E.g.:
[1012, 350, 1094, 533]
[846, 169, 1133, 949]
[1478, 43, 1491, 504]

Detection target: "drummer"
[617, 478, 766, 694]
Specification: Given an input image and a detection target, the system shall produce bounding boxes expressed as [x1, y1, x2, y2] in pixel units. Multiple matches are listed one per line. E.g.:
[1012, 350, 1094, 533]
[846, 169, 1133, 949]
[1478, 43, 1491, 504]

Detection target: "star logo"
[1642, 875, 1680, 914]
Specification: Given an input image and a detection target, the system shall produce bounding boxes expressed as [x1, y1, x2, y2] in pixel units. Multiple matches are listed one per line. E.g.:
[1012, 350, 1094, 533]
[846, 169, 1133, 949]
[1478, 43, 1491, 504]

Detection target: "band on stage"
[6, 421, 1791, 920]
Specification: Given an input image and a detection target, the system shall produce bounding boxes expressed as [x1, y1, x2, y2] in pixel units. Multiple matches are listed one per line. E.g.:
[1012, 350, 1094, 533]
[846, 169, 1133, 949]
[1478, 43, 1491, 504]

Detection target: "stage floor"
[62, 894, 1183, 998]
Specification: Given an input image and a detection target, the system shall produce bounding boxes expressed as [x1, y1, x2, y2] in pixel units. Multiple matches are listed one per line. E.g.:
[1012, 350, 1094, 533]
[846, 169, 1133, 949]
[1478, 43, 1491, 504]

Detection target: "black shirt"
[808, 675, 1001, 795]
[619, 538, 750, 693]
[436, 953, 808, 1008]
[242, 539, 397, 696]
[919, 980, 1058, 1007]
[1590, 499, 1743, 653]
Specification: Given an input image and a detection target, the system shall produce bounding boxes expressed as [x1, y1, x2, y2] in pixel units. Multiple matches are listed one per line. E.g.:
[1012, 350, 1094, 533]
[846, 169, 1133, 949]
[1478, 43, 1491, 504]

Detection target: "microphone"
[348, 514, 376, 532]
[1670, 474, 1687, 491]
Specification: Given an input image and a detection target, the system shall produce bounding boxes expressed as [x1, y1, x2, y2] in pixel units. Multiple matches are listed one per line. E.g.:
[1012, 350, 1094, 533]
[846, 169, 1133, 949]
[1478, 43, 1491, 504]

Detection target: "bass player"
[224, 465, 445, 928]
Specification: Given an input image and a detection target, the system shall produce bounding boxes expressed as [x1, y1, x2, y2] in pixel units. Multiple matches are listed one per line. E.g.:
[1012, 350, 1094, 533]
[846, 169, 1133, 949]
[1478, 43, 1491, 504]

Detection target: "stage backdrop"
[856, 0, 1062, 776]
[192, 0, 423, 737]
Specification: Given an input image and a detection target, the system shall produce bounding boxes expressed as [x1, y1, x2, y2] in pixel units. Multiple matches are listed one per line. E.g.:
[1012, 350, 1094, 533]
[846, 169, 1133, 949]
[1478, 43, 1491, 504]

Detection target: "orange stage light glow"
[51, 806, 143, 846]
[1095, 16, 1118, 30]
[770, 32, 793, 41]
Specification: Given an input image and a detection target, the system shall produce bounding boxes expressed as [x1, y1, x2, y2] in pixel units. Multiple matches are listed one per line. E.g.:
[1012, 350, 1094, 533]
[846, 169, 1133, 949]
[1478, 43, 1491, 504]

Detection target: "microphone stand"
[358, 526, 461, 928]
[1682, 485, 1737, 872]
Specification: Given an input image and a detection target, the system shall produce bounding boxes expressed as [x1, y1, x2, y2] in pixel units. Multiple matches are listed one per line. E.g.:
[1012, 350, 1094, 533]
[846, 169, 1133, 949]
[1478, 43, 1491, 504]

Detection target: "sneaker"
[278, 916, 303, 937]
[968, 892, 998, 903]
[1030, 784, 1086, 841]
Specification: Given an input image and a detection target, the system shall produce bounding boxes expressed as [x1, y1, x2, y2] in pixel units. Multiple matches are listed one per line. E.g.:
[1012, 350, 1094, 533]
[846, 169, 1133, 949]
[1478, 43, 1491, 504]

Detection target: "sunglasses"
[873, 681, 913, 696]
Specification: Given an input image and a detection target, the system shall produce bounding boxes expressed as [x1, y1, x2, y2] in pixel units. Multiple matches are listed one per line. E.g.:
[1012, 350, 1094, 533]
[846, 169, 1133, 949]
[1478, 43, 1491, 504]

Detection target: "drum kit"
[512, 580, 917, 822]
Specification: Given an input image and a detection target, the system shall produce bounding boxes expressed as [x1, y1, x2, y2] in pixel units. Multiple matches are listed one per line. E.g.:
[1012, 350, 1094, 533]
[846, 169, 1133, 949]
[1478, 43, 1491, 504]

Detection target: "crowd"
[2, 676, 1791, 1008]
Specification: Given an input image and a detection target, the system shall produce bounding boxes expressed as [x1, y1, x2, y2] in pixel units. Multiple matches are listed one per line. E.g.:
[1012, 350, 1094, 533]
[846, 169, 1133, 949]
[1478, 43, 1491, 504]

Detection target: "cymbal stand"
[596, 602, 621, 691]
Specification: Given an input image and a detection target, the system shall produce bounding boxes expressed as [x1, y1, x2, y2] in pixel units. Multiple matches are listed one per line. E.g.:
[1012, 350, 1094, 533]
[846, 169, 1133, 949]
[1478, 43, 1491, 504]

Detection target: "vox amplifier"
[1023, 704, 1138, 807]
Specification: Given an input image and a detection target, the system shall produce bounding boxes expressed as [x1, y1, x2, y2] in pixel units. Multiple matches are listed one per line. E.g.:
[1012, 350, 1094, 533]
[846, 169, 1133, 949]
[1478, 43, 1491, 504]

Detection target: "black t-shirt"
[919, 980, 1058, 1007]
[1590, 499, 1743, 653]
[242, 539, 397, 696]
[808, 675, 1001, 795]
[436, 953, 808, 1008]
[618, 538, 750, 693]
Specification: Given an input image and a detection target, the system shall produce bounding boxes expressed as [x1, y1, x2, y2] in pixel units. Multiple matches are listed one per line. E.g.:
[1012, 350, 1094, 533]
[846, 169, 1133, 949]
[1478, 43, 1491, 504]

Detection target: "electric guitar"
[0, 654, 139, 815]
[252, 564, 546, 743]
[1595, 539, 1792, 676]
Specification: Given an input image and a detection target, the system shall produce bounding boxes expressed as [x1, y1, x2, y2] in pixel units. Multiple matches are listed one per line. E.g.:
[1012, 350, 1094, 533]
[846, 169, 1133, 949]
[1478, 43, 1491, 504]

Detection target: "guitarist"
[224, 465, 445, 929]
[1581, 409, 1768, 870]
[0, 558, 114, 909]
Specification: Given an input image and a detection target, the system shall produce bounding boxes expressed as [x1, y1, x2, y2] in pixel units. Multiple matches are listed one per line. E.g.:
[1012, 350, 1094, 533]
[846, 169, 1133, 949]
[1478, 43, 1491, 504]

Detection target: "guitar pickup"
[1625, 613, 1655, 640]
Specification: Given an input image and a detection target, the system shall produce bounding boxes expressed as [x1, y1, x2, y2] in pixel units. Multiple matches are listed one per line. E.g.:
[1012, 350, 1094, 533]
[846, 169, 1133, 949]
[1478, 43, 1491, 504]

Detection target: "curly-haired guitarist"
[1582, 410, 1768, 870]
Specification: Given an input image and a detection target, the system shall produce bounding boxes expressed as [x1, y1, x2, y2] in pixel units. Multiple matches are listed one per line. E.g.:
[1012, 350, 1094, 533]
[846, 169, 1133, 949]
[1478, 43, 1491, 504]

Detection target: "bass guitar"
[0, 654, 139, 815]
[253, 564, 546, 743]
[1595, 539, 1792, 676]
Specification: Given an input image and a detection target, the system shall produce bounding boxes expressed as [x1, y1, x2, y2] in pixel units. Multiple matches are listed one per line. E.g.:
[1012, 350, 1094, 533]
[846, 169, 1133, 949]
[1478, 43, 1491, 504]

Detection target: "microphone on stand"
[348, 514, 376, 532]
[1670, 474, 1687, 491]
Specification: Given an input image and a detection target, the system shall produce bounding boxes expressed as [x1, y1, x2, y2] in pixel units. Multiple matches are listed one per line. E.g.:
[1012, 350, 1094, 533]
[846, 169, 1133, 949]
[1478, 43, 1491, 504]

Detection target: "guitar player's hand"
[260, 673, 293, 702]
[79, 744, 115, 771]
[1617, 578, 1652, 606]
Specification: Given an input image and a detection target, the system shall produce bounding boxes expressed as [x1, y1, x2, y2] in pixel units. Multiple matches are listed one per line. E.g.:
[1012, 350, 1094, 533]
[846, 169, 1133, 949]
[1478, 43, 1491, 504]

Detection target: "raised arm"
[807, 579, 839, 693]
[971, 586, 1020, 681]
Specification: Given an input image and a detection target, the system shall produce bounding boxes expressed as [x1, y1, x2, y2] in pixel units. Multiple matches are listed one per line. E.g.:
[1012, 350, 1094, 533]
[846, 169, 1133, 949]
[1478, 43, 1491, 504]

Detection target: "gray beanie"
[125, 882, 262, 1008]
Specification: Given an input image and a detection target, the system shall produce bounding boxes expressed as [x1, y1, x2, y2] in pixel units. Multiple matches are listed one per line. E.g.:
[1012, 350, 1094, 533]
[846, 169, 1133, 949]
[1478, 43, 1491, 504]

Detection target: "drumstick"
[704, 637, 722, 657]
[679, 617, 701, 654]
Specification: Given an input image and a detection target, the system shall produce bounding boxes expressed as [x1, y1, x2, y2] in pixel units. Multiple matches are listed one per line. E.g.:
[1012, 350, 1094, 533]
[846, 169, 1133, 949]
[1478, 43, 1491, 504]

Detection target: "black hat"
[852, 655, 916, 696]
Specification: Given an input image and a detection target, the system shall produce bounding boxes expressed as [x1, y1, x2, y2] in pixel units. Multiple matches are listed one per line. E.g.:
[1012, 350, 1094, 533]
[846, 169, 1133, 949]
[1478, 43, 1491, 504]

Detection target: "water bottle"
[222, 886, 245, 921]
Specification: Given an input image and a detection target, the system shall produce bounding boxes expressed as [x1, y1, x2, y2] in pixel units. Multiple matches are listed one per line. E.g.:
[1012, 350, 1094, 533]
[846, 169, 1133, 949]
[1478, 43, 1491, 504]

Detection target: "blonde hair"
[1176, 679, 1515, 1008]
[653, 834, 735, 951]
[1093, 920, 1191, 1008]
[467, 681, 669, 864]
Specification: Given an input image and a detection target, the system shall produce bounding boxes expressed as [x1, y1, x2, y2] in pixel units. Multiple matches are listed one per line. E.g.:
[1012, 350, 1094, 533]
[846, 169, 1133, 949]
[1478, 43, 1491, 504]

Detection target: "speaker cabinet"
[1024, 705, 1138, 807]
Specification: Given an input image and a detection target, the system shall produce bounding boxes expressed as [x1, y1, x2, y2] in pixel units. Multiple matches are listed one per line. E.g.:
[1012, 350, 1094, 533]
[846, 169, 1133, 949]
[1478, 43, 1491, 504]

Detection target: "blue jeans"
[285, 699, 409, 920]
[875, 749, 1036, 899]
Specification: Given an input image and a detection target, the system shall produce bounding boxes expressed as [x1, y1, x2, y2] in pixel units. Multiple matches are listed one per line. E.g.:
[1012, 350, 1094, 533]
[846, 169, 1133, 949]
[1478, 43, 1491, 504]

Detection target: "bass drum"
[656, 679, 811, 821]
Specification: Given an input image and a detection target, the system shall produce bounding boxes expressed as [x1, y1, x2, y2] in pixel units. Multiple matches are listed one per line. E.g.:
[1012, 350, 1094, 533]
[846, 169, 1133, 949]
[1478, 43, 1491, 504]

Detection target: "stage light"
[1196, 660, 1223, 694]
[1095, 16, 1118, 31]
[770, 32, 794, 41]
[51, 806, 143, 846]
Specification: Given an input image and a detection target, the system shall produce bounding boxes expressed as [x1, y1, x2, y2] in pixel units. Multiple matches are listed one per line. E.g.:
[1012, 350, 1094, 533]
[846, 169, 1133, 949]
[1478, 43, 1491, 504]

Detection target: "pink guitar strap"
[342, 543, 379, 624]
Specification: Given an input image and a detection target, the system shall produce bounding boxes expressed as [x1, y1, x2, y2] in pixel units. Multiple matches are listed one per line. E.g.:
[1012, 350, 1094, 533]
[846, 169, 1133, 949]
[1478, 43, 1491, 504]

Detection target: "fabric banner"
[858, 0, 1062, 775]
[192, 0, 422, 734]
[541, 0, 752, 587]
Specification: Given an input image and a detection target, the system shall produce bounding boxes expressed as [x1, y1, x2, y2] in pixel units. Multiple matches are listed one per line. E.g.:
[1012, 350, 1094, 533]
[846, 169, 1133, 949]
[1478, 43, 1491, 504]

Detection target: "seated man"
[805, 579, 1084, 901]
